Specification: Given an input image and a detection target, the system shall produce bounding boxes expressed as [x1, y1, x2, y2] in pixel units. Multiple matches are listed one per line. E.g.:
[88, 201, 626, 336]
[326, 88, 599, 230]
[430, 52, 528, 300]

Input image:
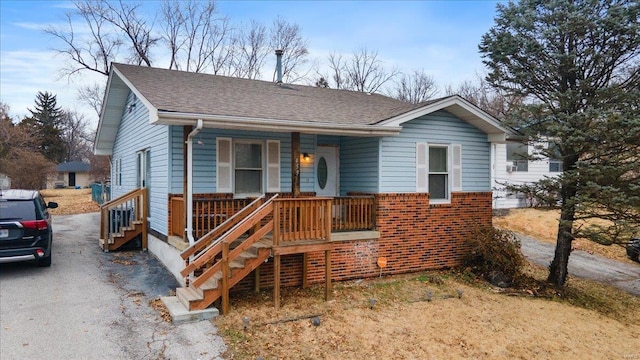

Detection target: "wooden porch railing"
[332, 196, 375, 231]
[170, 194, 376, 240]
[273, 197, 333, 245]
[99, 187, 148, 250]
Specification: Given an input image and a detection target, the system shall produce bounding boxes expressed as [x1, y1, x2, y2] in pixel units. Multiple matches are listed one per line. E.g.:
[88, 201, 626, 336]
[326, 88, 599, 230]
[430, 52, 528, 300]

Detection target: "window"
[429, 146, 448, 200]
[234, 142, 263, 195]
[548, 142, 563, 172]
[506, 143, 528, 172]
[113, 158, 122, 186]
[217, 138, 280, 196]
[417, 143, 462, 202]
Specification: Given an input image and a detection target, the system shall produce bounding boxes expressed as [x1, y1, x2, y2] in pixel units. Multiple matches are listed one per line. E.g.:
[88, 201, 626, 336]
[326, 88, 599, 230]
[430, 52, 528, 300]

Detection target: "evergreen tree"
[480, 0, 640, 286]
[21, 91, 67, 163]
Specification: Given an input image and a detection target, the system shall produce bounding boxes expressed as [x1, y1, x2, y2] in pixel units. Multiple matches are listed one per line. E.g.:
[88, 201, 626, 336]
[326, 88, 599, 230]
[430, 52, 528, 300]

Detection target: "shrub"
[464, 226, 526, 287]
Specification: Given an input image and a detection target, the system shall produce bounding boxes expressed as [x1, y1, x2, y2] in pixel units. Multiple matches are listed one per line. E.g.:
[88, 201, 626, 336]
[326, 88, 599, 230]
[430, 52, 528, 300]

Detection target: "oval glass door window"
[317, 157, 328, 189]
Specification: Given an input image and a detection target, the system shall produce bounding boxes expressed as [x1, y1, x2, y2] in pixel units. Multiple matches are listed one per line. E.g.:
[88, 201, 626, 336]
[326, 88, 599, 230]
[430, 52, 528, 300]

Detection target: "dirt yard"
[45, 190, 639, 359]
[216, 267, 640, 360]
[41, 188, 100, 215]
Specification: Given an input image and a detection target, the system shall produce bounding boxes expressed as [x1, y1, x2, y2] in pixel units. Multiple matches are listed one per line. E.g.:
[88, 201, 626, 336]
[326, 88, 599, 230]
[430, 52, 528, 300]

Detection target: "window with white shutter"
[266, 140, 280, 192]
[216, 137, 232, 193]
[451, 144, 462, 192]
[416, 143, 428, 192]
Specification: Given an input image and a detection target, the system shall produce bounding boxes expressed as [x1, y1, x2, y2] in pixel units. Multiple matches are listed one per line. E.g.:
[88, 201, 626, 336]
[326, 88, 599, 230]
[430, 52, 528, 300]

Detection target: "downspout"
[186, 119, 203, 246]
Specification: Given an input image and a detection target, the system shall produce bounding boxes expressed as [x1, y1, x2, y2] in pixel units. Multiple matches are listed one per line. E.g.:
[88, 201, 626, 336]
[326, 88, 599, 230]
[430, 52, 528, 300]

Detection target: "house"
[47, 161, 92, 189]
[94, 61, 513, 314]
[491, 140, 563, 208]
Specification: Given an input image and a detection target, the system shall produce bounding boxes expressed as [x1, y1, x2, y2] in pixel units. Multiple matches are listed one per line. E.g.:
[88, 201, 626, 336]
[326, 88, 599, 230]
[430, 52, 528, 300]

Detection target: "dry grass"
[216, 266, 640, 360]
[493, 208, 633, 263]
[41, 188, 100, 215]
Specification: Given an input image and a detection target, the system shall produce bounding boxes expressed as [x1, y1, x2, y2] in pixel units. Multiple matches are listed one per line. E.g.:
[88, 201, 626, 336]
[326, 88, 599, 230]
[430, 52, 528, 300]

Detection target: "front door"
[68, 172, 76, 187]
[315, 146, 339, 197]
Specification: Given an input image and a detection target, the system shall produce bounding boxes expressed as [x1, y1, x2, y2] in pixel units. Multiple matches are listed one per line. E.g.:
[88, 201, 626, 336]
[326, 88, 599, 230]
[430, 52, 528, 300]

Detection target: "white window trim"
[417, 143, 462, 204]
[233, 139, 265, 198]
[428, 144, 451, 204]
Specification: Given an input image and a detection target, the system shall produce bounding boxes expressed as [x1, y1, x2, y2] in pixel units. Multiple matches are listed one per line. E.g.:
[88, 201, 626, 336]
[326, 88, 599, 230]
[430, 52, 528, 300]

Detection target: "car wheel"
[37, 252, 52, 267]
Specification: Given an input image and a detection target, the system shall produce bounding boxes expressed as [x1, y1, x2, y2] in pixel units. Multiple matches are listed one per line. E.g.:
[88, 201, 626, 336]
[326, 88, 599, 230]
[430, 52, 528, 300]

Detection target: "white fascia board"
[488, 133, 507, 143]
[379, 95, 512, 135]
[155, 111, 402, 137]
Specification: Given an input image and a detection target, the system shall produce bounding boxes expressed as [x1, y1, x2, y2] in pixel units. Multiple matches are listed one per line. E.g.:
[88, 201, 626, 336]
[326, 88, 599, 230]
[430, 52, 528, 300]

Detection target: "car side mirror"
[48, 202, 58, 209]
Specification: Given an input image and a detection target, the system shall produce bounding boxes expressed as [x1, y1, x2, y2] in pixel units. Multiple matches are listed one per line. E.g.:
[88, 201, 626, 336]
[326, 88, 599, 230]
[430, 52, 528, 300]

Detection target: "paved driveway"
[0, 213, 226, 360]
[517, 233, 640, 295]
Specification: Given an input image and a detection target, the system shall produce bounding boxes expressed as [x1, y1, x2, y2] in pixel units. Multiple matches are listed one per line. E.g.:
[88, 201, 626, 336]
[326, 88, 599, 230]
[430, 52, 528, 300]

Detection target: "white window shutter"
[416, 143, 428, 192]
[452, 144, 462, 192]
[216, 137, 233, 193]
[266, 140, 280, 192]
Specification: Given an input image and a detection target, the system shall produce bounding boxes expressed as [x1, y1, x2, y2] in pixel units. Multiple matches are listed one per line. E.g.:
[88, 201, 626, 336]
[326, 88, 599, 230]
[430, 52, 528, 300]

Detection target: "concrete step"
[160, 296, 219, 323]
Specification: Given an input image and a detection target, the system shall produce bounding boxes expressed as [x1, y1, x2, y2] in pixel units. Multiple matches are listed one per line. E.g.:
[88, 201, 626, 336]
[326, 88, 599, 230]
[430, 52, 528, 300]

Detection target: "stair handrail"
[181, 195, 266, 260]
[99, 187, 147, 245]
[180, 194, 278, 286]
[100, 187, 145, 211]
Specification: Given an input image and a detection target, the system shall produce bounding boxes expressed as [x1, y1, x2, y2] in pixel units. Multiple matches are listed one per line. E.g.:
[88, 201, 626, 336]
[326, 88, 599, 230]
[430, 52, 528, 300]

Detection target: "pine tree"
[21, 91, 67, 163]
[480, 0, 640, 286]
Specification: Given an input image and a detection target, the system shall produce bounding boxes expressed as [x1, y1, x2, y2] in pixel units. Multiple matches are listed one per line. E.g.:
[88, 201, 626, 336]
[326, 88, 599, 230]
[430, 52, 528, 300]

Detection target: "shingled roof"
[113, 63, 417, 125]
[57, 161, 90, 173]
[95, 63, 512, 155]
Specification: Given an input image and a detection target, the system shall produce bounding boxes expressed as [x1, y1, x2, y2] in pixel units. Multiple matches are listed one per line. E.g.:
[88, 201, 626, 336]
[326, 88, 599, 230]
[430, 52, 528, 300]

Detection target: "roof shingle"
[114, 63, 418, 125]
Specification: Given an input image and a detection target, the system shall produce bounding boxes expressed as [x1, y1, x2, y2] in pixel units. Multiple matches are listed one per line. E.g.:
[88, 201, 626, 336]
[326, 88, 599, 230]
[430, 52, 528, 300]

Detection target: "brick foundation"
[231, 191, 492, 293]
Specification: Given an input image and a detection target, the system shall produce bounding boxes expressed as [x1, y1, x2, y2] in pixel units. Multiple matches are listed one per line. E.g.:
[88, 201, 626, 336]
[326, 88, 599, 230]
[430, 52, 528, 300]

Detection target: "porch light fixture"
[302, 153, 310, 161]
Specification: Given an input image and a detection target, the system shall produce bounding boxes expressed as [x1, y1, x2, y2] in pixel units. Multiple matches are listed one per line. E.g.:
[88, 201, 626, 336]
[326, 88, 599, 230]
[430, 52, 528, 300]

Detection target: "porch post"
[291, 132, 301, 197]
[274, 254, 281, 309]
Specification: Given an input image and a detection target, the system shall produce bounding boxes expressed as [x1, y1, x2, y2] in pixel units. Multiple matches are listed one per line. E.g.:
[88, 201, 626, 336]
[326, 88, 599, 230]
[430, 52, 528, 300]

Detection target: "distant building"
[492, 140, 563, 208]
[47, 161, 92, 189]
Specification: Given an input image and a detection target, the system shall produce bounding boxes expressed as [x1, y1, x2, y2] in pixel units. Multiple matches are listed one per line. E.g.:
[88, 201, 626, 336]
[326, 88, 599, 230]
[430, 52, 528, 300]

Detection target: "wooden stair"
[99, 220, 144, 252]
[177, 238, 272, 311]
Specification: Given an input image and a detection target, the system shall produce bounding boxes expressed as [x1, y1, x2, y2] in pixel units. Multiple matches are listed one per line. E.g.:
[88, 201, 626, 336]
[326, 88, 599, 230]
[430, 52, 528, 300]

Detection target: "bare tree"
[269, 16, 309, 83]
[99, 0, 158, 66]
[45, 1, 122, 77]
[324, 48, 399, 93]
[393, 70, 439, 104]
[77, 83, 105, 117]
[445, 76, 522, 119]
[0, 102, 55, 189]
[60, 110, 92, 162]
[325, 53, 349, 89]
[231, 20, 269, 79]
[346, 48, 399, 93]
[160, 0, 234, 74]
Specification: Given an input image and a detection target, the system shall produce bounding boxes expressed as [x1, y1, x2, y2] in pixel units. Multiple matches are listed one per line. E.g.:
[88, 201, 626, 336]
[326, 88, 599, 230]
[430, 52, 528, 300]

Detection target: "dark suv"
[627, 238, 640, 262]
[0, 190, 58, 267]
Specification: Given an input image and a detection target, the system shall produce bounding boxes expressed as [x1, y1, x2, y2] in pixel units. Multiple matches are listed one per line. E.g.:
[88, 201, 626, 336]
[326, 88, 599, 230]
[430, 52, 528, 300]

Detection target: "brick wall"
[231, 192, 492, 293]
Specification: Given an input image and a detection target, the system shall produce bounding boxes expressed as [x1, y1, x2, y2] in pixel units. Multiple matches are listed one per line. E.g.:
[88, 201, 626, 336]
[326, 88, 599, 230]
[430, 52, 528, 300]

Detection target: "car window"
[0, 200, 38, 220]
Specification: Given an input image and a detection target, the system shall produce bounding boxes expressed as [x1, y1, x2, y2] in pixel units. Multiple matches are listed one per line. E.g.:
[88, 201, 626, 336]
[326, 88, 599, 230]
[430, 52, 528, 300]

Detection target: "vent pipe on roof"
[275, 49, 283, 84]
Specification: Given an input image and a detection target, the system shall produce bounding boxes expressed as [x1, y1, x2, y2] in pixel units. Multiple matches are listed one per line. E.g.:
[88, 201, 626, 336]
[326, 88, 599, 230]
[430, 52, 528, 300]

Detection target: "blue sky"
[0, 0, 501, 126]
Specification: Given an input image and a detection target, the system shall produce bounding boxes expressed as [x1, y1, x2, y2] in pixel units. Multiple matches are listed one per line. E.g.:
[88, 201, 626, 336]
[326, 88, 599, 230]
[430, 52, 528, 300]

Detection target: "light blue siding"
[379, 110, 490, 193]
[169, 128, 296, 194]
[340, 137, 380, 194]
[111, 92, 169, 236]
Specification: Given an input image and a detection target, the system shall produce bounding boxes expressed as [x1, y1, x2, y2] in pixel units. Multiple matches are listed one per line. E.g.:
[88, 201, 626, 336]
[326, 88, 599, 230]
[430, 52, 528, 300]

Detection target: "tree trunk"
[547, 164, 578, 286]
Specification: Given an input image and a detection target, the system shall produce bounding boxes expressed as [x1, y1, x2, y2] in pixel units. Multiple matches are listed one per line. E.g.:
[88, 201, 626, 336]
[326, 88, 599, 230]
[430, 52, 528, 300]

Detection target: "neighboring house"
[48, 161, 92, 189]
[94, 62, 513, 312]
[491, 140, 563, 208]
[0, 174, 10, 190]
